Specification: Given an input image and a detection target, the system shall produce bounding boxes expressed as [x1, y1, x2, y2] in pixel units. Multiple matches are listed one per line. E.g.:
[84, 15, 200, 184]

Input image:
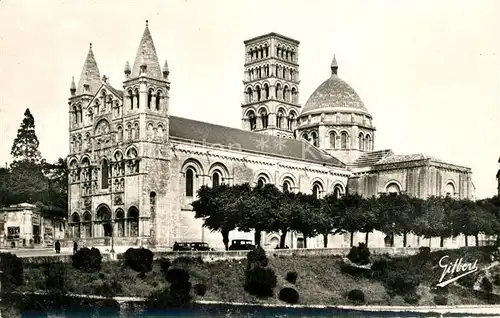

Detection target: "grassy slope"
[19, 247, 500, 306]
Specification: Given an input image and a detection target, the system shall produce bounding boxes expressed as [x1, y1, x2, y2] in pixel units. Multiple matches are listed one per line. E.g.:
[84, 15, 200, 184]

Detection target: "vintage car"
[173, 241, 214, 251]
[228, 239, 254, 250]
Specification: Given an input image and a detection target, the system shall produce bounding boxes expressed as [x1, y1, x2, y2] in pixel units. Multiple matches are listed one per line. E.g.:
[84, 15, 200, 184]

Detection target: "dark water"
[16, 304, 485, 318]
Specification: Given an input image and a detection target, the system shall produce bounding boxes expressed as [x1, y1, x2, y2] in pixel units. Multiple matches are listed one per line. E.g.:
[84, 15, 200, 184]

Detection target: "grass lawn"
[18, 247, 500, 306]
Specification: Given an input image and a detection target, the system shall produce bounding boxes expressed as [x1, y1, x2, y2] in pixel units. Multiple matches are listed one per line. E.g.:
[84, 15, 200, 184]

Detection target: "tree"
[0, 167, 13, 206]
[452, 200, 495, 246]
[239, 184, 282, 246]
[11, 108, 42, 163]
[275, 191, 295, 248]
[335, 193, 365, 247]
[7, 160, 49, 204]
[39, 158, 68, 218]
[477, 197, 500, 247]
[289, 193, 321, 248]
[192, 184, 244, 250]
[376, 194, 418, 247]
[413, 196, 450, 247]
[318, 194, 342, 248]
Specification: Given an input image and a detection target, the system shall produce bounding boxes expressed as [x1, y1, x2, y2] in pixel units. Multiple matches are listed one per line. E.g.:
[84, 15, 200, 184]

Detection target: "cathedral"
[66, 22, 475, 250]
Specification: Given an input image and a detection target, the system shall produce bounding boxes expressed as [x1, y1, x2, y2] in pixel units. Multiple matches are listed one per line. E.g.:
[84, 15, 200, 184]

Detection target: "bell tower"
[241, 33, 301, 138]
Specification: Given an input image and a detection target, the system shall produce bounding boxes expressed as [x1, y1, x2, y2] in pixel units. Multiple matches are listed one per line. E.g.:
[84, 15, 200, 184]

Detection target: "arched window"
[128, 90, 134, 109]
[341, 132, 348, 149]
[311, 132, 319, 147]
[333, 184, 343, 198]
[156, 91, 161, 111]
[264, 84, 270, 99]
[283, 86, 290, 102]
[82, 212, 92, 238]
[312, 182, 322, 199]
[291, 87, 297, 103]
[134, 123, 140, 139]
[256, 85, 261, 101]
[127, 207, 139, 237]
[247, 87, 253, 103]
[147, 89, 153, 109]
[101, 159, 109, 189]
[260, 109, 268, 129]
[365, 135, 372, 151]
[212, 170, 221, 188]
[185, 168, 195, 197]
[287, 112, 295, 130]
[358, 133, 364, 150]
[302, 133, 310, 142]
[282, 180, 292, 193]
[71, 213, 81, 238]
[276, 110, 285, 129]
[275, 83, 282, 99]
[248, 111, 257, 131]
[134, 88, 140, 108]
[329, 132, 336, 149]
[127, 124, 132, 140]
[257, 177, 266, 187]
[115, 209, 125, 237]
[445, 182, 455, 197]
[386, 183, 401, 196]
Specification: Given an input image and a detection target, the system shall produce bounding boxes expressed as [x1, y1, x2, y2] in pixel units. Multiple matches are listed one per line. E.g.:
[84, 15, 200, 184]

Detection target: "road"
[0, 248, 73, 257]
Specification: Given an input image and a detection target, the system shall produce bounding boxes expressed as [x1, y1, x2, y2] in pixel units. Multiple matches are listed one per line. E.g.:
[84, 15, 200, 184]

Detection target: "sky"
[0, 0, 499, 199]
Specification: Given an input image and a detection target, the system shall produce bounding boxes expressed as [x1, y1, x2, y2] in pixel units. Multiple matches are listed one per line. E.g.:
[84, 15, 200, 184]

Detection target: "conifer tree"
[11, 108, 42, 163]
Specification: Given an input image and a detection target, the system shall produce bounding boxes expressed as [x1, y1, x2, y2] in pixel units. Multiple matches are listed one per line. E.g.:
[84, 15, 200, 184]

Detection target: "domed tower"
[296, 55, 376, 165]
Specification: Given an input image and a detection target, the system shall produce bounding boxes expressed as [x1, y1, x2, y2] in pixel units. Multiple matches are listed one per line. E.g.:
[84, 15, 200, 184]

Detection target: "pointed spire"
[162, 60, 169, 80]
[70, 76, 76, 96]
[76, 43, 101, 95]
[131, 20, 162, 79]
[331, 54, 338, 76]
[124, 61, 131, 75]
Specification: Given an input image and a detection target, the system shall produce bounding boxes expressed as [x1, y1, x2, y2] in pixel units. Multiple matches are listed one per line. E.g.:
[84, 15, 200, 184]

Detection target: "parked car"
[173, 241, 214, 251]
[229, 239, 254, 250]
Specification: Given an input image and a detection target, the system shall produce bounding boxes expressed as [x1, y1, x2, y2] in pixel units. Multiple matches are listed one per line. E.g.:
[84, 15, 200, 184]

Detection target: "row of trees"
[192, 183, 500, 250]
[0, 109, 68, 218]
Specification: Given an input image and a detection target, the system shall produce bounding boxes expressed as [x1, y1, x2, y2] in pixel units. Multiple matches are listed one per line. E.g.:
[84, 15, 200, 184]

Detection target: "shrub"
[458, 272, 477, 288]
[371, 259, 388, 273]
[347, 243, 371, 265]
[123, 248, 154, 273]
[247, 246, 268, 269]
[71, 247, 102, 272]
[244, 266, 277, 297]
[279, 287, 299, 304]
[403, 292, 421, 305]
[347, 289, 365, 303]
[193, 283, 207, 296]
[166, 267, 190, 285]
[0, 252, 23, 291]
[434, 295, 448, 305]
[159, 258, 172, 274]
[481, 277, 493, 293]
[98, 273, 105, 280]
[493, 274, 500, 286]
[43, 262, 65, 293]
[285, 271, 298, 284]
[383, 270, 421, 296]
[418, 246, 431, 255]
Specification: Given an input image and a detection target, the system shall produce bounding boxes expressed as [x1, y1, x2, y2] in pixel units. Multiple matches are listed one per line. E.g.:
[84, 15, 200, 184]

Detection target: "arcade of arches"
[70, 205, 139, 239]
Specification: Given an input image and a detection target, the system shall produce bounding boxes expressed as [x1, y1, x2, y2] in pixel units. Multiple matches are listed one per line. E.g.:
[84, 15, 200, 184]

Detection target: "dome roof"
[300, 56, 369, 116]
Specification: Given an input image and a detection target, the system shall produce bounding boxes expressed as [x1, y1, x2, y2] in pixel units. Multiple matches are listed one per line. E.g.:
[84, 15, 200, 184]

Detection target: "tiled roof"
[169, 116, 345, 168]
[77, 45, 101, 95]
[352, 150, 393, 167]
[375, 153, 443, 165]
[131, 23, 162, 80]
[105, 83, 123, 99]
[301, 60, 368, 116]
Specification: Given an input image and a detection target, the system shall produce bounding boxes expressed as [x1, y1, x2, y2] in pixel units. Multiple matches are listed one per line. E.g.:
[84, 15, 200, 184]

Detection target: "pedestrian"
[73, 241, 78, 254]
[55, 240, 61, 254]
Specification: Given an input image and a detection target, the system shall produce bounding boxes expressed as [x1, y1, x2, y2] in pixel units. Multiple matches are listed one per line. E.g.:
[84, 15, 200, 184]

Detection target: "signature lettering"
[436, 255, 478, 287]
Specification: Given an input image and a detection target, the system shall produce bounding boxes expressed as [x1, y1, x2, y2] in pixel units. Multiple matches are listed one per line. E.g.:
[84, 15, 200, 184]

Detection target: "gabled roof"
[131, 22, 162, 80]
[169, 116, 345, 168]
[77, 44, 101, 95]
[104, 83, 124, 99]
[352, 149, 393, 167]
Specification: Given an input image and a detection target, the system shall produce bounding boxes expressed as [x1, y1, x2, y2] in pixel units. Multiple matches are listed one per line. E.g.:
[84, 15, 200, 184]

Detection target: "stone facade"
[66, 22, 475, 250]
